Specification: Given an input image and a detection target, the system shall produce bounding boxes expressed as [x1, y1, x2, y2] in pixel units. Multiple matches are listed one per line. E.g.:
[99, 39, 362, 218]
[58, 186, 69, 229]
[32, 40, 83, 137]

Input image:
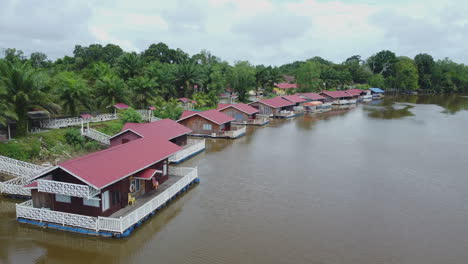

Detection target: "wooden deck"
[110, 175, 183, 218]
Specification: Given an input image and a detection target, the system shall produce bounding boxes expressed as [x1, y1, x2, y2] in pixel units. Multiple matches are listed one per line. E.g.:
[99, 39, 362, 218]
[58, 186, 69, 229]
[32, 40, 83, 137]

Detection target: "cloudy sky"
[1, 0, 467, 65]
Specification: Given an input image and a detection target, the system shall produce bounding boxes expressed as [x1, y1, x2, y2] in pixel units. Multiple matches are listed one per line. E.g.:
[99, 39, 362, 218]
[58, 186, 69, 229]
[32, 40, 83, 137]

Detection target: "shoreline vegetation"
[1, 44, 468, 162]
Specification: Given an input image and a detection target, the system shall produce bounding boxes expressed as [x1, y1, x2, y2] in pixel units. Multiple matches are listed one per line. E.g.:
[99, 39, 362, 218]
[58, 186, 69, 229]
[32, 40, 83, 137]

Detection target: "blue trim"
[170, 147, 206, 164]
[17, 178, 200, 238]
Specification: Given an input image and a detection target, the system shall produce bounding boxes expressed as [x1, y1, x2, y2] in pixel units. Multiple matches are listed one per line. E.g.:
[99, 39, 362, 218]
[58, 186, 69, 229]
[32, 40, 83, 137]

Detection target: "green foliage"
[296, 61, 322, 92]
[227, 61, 256, 102]
[119, 108, 143, 123]
[173, 62, 205, 97]
[52, 71, 92, 115]
[95, 74, 128, 107]
[91, 119, 124, 135]
[127, 76, 158, 108]
[193, 92, 218, 108]
[152, 97, 184, 120]
[394, 57, 419, 91]
[64, 129, 85, 147]
[369, 74, 385, 88]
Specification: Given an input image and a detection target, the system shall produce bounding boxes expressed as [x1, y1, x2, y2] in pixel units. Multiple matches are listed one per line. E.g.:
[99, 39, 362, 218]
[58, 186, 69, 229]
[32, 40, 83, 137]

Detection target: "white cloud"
[1, 0, 468, 65]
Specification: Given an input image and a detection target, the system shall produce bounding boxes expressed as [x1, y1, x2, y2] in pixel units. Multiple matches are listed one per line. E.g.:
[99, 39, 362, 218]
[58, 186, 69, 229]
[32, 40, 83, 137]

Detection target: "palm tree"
[95, 74, 129, 108]
[116, 52, 143, 80]
[53, 72, 92, 116]
[127, 76, 158, 108]
[0, 61, 59, 135]
[172, 63, 205, 97]
[0, 87, 17, 126]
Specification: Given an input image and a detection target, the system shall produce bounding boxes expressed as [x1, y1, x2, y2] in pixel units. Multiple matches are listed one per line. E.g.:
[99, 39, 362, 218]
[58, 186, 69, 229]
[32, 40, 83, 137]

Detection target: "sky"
[1, 0, 467, 66]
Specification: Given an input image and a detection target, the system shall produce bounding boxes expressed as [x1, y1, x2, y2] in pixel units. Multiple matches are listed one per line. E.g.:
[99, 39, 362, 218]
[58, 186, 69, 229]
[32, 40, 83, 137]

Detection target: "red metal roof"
[54, 136, 181, 189]
[114, 103, 129, 109]
[148, 106, 156, 110]
[23, 181, 38, 189]
[115, 119, 192, 141]
[256, 97, 295, 108]
[135, 168, 158, 180]
[320, 91, 352, 99]
[281, 95, 306, 103]
[345, 89, 363, 96]
[217, 103, 259, 115]
[275, 83, 298, 89]
[178, 109, 235, 125]
[179, 98, 190, 103]
[80, 114, 93, 119]
[297, 93, 325, 101]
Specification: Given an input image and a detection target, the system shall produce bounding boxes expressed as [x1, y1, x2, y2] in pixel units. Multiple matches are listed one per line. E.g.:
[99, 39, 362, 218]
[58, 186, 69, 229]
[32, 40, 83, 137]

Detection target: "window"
[202, 123, 212, 130]
[83, 198, 100, 207]
[55, 194, 71, 203]
[131, 179, 140, 192]
[102, 191, 110, 211]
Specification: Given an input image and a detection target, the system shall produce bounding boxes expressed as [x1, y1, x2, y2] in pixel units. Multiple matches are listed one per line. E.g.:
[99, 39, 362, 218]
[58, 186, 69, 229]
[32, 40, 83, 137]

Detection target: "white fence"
[17, 200, 99, 230]
[0, 177, 31, 196]
[220, 126, 246, 138]
[37, 179, 100, 199]
[16, 167, 198, 234]
[0, 155, 50, 179]
[81, 128, 111, 145]
[169, 139, 205, 163]
[40, 114, 118, 129]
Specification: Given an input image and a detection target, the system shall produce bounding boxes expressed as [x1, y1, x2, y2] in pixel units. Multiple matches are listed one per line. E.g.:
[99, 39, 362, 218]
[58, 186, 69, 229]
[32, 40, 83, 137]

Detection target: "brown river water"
[1, 95, 468, 264]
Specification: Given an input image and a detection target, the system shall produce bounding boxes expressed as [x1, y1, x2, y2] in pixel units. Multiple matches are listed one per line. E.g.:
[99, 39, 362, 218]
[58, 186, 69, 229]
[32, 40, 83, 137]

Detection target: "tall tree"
[52, 72, 92, 116]
[173, 62, 205, 97]
[0, 87, 17, 126]
[116, 52, 143, 80]
[414, 53, 435, 90]
[0, 61, 59, 134]
[367, 50, 398, 78]
[127, 76, 158, 108]
[296, 61, 322, 92]
[227, 61, 256, 102]
[394, 57, 419, 91]
[95, 74, 129, 108]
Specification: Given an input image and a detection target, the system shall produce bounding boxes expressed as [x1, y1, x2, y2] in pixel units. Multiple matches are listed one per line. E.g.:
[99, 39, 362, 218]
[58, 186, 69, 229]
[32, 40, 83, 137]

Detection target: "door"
[102, 191, 110, 212]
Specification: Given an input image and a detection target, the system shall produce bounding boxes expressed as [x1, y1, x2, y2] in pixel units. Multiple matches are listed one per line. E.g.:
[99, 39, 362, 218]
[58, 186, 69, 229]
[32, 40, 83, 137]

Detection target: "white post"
[81, 120, 84, 135]
[87, 122, 90, 131]
[119, 216, 123, 233]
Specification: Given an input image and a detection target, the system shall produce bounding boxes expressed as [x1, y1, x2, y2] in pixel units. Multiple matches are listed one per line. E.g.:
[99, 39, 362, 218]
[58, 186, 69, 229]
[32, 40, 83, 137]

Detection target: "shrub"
[64, 129, 85, 147]
[119, 108, 143, 123]
[84, 141, 101, 151]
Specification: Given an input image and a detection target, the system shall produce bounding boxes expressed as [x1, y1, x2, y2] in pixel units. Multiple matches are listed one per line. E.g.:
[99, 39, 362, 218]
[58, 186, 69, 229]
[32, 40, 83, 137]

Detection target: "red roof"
[217, 103, 259, 115]
[179, 98, 190, 103]
[297, 93, 325, 101]
[178, 109, 235, 125]
[281, 95, 306, 104]
[275, 83, 298, 89]
[345, 89, 363, 96]
[320, 91, 352, 99]
[43, 136, 181, 189]
[256, 97, 295, 108]
[80, 114, 93, 119]
[114, 119, 192, 141]
[23, 181, 38, 189]
[114, 103, 129, 109]
[148, 106, 156, 110]
[135, 168, 158, 180]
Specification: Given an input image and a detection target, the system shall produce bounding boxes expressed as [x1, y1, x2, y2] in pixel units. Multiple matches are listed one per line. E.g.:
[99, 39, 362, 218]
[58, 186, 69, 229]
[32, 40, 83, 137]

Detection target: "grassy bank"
[0, 120, 124, 164]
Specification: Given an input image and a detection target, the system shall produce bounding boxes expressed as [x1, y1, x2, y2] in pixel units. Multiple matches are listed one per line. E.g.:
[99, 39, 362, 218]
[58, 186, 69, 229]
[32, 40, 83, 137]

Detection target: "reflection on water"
[1, 95, 468, 264]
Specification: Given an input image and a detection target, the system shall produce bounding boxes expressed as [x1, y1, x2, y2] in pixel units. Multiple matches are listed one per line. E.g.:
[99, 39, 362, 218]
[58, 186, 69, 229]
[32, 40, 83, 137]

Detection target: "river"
[1, 95, 468, 264]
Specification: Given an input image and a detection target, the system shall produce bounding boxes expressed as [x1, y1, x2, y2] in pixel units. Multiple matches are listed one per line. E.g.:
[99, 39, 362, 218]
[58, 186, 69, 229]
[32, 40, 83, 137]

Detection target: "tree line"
[1, 43, 467, 135]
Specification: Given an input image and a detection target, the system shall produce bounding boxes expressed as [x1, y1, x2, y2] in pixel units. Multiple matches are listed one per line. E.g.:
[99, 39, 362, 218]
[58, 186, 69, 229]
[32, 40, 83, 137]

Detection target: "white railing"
[0, 155, 50, 178]
[82, 128, 111, 145]
[37, 179, 100, 199]
[169, 139, 205, 163]
[220, 126, 246, 138]
[16, 167, 198, 234]
[276, 111, 295, 117]
[98, 167, 198, 233]
[234, 118, 269, 125]
[40, 114, 118, 129]
[151, 116, 161, 122]
[0, 177, 31, 196]
[16, 200, 99, 230]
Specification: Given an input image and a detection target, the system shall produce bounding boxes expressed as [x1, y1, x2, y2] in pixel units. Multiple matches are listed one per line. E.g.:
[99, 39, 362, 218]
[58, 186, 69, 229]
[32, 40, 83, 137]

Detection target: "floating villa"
[177, 109, 246, 139]
[217, 103, 269, 126]
[319, 91, 354, 105]
[369, 88, 385, 98]
[16, 124, 199, 237]
[249, 97, 298, 118]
